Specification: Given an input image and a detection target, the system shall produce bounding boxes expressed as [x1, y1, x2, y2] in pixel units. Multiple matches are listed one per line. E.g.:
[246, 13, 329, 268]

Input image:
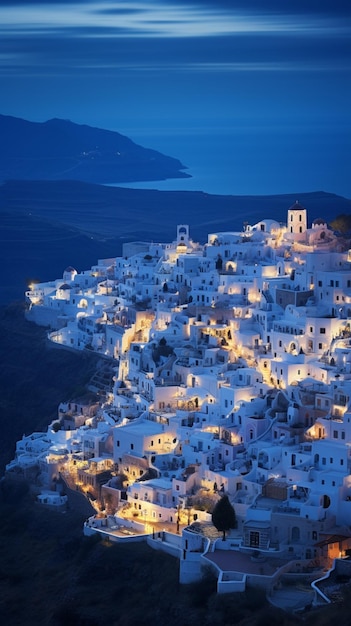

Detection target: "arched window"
[322, 494, 331, 509]
[291, 526, 300, 542]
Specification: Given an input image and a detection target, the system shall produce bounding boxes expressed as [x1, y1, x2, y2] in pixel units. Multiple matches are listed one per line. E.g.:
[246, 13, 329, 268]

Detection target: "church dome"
[288, 200, 305, 211]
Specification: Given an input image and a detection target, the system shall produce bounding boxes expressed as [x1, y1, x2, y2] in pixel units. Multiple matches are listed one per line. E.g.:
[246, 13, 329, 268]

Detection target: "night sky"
[1, 0, 350, 197]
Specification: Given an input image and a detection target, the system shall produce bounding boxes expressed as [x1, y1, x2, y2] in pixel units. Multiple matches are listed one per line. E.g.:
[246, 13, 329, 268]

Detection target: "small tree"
[212, 495, 237, 541]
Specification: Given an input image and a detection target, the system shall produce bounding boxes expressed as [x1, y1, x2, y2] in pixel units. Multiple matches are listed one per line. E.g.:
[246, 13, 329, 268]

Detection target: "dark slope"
[2, 180, 350, 240]
[0, 115, 189, 183]
[0, 304, 98, 472]
[1, 180, 350, 304]
[0, 208, 123, 305]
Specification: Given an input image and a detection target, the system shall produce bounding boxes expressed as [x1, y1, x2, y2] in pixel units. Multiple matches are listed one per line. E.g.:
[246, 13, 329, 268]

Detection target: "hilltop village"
[8, 202, 351, 601]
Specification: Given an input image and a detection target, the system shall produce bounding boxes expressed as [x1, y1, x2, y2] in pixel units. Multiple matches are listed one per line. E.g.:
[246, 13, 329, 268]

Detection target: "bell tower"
[177, 224, 190, 245]
[287, 201, 307, 235]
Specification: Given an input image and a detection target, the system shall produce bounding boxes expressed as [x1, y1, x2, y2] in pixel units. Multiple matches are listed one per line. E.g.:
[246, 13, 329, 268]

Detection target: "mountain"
[0, 114, 190, 184]
[1, 179, 350, 306]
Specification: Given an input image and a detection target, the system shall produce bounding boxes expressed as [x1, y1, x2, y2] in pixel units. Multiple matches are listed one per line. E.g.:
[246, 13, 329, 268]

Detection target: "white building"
[9, 213, 351, 584]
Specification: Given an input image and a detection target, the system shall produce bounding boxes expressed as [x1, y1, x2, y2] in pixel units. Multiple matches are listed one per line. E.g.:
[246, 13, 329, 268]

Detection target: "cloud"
[0, 0, 349, 79]
[1, 1, 350, 39]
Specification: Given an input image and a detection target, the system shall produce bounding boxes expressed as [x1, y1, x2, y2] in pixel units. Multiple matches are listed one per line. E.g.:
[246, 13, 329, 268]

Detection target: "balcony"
[274, 504, 301, 516]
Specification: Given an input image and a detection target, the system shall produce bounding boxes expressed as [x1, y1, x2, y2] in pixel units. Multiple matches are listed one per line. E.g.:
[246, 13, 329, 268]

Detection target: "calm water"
[117, 126, 351, 199]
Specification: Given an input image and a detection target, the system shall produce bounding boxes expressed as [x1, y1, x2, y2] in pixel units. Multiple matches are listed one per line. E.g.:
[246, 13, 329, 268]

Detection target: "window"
[320, 328, 326, 334]
[292, 526, 300, 541]
[249, 531, 260, 547]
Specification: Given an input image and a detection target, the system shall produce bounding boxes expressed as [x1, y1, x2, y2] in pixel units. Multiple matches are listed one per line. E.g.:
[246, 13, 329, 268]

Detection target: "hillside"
[1, 482, 348, 626]
[1, 181, 350, 305]
[0, 115, 189, 183]
[0, 303, 99, 473]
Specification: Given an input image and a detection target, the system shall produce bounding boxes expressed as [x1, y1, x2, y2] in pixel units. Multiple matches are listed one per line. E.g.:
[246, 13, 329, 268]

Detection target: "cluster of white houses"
[8, 202, 351, 592]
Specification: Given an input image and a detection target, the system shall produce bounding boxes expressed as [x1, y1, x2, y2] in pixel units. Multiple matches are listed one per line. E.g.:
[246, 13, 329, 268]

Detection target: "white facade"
[12, 213, 351, 567]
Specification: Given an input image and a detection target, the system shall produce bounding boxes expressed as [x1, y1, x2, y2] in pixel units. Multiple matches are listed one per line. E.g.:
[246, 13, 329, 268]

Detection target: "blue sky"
[0, 1, 350, 196]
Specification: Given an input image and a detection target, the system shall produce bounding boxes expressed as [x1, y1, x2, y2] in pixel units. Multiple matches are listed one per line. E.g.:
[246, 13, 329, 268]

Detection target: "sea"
[116, 126, 351, 200]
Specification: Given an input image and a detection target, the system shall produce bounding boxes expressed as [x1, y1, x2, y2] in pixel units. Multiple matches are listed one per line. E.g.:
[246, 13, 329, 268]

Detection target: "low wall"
[180, 550, 203, 584]
[334, 558, 351, 577]
[214, 538, 242, 551]
[147, 532, 182, 559]
[246, 571, 279, 592]
[112, 515, 145, 533]
[83, 514, 147, 543]
[217, 571, 246, 594]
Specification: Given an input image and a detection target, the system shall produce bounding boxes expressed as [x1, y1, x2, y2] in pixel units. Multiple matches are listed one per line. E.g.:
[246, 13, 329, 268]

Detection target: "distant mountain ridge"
[1, 179, 350, 306]
[0, 114, 189, 184]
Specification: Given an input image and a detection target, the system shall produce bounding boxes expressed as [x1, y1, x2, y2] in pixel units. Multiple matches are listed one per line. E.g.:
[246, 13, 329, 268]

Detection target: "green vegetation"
[1, 482, 350, 625]
[3, 304, 351, 624]
[330, 214, 351, 233]
[152, 337, 174, 364]
[212, 495, 237, 541]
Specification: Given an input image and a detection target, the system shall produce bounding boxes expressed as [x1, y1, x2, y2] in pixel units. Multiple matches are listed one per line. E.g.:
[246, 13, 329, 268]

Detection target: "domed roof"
[58, 283, 71, 290]
[312, 217, 326, 225]
[288, 200, 305, 211]
[64, 266, 76, 273]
